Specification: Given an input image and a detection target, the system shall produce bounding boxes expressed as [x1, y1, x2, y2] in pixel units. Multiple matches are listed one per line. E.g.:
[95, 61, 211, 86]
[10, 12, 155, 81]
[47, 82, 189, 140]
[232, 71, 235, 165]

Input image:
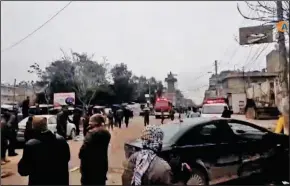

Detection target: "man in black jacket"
[56, 106, 73, 139]
[2, 109, 18, 156]
[79, 114, 111, 185]
[22, 96, 30, 118]
[18, 117, 70, 185]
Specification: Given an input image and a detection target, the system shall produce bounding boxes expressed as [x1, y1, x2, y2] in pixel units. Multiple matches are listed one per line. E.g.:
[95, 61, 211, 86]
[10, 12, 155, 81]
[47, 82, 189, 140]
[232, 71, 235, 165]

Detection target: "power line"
[1, 1, 72, 53]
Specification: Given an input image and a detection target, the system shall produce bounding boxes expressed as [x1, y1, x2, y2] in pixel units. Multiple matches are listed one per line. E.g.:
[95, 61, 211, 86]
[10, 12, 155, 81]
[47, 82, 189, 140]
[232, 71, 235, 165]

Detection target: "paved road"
[1, 115, 278, 185]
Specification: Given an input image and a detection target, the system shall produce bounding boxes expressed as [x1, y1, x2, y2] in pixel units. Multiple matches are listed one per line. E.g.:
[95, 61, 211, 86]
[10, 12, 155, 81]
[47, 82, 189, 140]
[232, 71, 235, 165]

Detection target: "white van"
[200, 103, 228, 118]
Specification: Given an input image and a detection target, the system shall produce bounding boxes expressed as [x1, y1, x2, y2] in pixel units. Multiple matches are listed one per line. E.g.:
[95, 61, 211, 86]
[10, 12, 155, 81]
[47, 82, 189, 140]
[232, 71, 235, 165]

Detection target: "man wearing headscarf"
[79, 114, 111, 185]
[18, 117, 70, 185]
[122, 125, 172, 185]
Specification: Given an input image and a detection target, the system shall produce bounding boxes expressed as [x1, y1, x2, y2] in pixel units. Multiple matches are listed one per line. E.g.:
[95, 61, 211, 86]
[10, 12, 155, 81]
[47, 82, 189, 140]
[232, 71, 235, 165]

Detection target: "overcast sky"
[1, 1, 276, 104]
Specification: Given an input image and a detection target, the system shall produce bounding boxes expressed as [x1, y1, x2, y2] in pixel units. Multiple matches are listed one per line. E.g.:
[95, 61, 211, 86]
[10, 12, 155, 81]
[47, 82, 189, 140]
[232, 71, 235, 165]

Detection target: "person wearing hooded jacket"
[18, 117, 70, 185]
[122, 125, 191, 185]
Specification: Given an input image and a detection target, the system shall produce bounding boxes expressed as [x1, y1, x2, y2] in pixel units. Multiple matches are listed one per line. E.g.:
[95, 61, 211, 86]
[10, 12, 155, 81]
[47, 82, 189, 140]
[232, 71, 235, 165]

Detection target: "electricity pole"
[13, 79, 16, 104]
[277, 1, 289, 97]
[214, 60, 218, 96]
[242, 66, 247, 95]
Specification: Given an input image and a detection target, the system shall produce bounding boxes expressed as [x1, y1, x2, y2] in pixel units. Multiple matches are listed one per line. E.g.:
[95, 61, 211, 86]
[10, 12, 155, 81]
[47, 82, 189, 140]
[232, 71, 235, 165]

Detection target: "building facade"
[1, 84, 36, 105]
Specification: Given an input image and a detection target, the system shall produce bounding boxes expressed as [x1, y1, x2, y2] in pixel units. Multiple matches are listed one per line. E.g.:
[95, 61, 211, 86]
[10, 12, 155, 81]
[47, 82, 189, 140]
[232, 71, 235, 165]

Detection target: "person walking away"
[18, 117, 70, 185]
[116, 108, 123, 128]
[79, 114, 111, 185]
[1, 115, 10, 165]
[124, 108, 131, 128]
[2, 109, 18, 156]
[122, 125, 192, 185]
[221, 106, 233, 118]
[73, 109, 82, 136]
[107, 110, 114, 131]
[170, 108, 175, 121]
[56, 106, 73, 139]
[144, 109, 150, 126]
[22, 96, 30, 119]
[24, 116, 34, 143]
[161, 110, 165, 124]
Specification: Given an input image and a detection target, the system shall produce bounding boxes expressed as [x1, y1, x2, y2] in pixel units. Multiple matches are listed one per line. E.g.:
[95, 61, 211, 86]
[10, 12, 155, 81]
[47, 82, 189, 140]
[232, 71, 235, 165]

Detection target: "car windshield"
[202, 105, 225, 114]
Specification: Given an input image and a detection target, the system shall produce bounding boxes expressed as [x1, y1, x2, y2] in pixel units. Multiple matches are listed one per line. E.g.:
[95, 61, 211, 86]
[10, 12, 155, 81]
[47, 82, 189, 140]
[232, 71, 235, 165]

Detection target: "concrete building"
[220, 71, 278, 114]
[266, 49, 289, 73]
[1, 84, 36, 105]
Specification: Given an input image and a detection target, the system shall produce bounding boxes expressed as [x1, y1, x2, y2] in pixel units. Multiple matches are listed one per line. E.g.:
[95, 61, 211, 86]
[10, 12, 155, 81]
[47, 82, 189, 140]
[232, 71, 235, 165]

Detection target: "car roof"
[202, 103, 227, 106]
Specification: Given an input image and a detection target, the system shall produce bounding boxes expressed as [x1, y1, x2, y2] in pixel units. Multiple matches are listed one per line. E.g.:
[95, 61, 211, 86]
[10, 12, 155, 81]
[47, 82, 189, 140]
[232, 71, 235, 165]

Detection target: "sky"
[1, 1, 277, 104]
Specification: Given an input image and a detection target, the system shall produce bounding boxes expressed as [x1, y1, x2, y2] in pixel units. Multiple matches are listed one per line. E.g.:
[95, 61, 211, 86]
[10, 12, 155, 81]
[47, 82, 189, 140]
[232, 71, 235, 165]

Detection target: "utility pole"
[13, 79, 16, 104]
[277, 1, 289, 128]
[242, 66, 247, 95]
[277, 1, 289, 96]
[214, 60, 218, 96]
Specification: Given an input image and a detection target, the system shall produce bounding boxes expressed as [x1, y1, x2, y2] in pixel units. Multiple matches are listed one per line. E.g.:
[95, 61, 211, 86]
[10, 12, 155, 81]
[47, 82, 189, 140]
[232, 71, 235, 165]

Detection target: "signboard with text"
[239, 25, 273, 45]
[53, 92, 75, 106]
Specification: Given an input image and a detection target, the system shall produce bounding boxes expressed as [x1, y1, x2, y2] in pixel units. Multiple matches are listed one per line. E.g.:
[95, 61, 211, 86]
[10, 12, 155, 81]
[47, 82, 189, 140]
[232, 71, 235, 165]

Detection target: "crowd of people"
[1, 98, 194, 185]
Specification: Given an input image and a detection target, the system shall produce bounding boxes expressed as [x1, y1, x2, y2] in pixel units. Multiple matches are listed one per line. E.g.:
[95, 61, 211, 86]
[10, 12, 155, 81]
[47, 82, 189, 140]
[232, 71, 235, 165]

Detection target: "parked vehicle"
[28, 104, 54, 115]
[17, 115, 77, 142]
[124, 117, 289, 185]
[201, 98, 229, 118]
[246, 79, 280, 119]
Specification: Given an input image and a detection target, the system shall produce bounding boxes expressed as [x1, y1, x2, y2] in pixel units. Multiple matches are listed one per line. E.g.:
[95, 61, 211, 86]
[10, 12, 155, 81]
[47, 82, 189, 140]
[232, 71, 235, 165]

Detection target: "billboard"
[239, 25, 273, 45]
[53, 92, 75, 106]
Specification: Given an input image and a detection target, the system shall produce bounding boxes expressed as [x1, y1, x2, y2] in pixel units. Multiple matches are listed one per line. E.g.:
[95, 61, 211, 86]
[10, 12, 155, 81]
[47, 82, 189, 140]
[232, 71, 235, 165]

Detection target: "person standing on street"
[22, 96, 30, 119]
[1, 115, 10, 165]
[56, 106, 73, 139]
[107, 110, 114, 131]
[82, 111, 90, 137]
[79, 114, 111, 185]
[161, 110, 165, 124]
[144, 109, 150, 126]
[221, 106, 233, 118]
[24, 116, 34, 143]
[124, 108, 131, 128]
[18, 117, 70, 185]
[73, 109, 82, 136]
[116, 108, 123, 128]
[2, 109, 18, 156]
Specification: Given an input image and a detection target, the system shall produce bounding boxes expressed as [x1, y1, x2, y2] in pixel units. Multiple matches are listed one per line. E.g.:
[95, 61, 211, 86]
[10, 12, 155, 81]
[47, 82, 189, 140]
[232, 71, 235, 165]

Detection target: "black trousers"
[117, 119, 122, 128]
[75, 122, 80, 136]
[1, 132, 8, 159]
[7, 129, 17, 155]
[108, 121, 114, 130]
[144, 119, 149, 126]
[124, 117, 129, 128]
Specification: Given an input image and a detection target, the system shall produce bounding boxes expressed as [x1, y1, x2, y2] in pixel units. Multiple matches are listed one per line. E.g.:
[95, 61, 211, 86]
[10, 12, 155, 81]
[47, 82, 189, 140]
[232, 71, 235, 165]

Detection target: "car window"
[48, 116, 57, 124]
[178, 124, 220, 145]
[228, 122, 267, 135]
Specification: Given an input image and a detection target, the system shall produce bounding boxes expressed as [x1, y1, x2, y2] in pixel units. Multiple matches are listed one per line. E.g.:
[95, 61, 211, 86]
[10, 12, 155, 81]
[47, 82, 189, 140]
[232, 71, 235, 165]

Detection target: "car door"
[175, 121, 240, 183]
[227, 119, 271, 176]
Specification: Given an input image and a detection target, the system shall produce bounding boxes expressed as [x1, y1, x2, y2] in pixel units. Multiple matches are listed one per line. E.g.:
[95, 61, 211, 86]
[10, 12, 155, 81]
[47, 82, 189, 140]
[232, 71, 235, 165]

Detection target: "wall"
[1, 84, 36, 105]
[266, 50, 281, 73]
[231, 93, 246, 114]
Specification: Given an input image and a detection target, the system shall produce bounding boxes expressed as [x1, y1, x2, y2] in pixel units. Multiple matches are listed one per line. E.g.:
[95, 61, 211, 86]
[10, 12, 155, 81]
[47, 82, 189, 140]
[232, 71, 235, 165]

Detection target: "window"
[228, 122, 267, 135]
[48, 116, 57, 124]
[178, 124, 219, 145]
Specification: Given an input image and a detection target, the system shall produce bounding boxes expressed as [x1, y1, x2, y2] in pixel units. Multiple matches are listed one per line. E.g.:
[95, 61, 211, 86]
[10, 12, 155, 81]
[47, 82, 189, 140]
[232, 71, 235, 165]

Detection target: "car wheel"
[155, 115, 160, 119]
[70, 129, 76, 139]
[187, 168, 207, 185]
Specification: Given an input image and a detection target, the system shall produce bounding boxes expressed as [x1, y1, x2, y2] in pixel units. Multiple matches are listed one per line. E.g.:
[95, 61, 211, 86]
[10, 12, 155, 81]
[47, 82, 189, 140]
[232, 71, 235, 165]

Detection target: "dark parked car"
[124, 118, 289, 185]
